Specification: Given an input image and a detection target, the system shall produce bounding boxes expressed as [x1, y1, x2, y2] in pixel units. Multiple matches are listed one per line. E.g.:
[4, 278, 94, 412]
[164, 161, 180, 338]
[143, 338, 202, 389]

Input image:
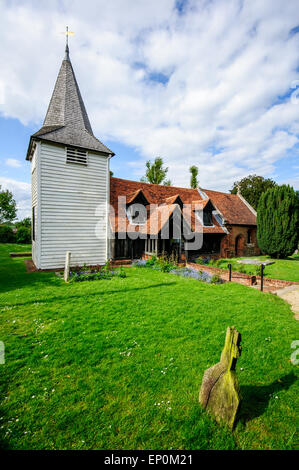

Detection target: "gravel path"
[275, 285, 299, 321]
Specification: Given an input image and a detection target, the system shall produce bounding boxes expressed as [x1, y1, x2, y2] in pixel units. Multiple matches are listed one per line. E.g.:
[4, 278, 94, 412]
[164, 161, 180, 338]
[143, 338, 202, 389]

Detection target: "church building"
[26, 43, 259, 270]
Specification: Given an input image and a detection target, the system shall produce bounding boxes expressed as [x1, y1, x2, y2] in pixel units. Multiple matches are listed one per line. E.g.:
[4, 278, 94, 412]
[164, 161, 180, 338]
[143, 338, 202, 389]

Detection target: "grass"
[0, 243, 298, 450]
[208, 255, 299, 283]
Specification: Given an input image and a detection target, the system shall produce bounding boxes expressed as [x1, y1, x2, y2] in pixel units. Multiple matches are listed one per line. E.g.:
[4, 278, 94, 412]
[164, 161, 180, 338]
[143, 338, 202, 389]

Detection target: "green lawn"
[208, 255, 299, 283]
[0, 243, 298, 450]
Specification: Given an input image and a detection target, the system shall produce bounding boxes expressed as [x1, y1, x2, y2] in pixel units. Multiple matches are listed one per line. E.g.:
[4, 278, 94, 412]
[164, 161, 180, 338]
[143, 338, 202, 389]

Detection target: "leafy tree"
[0, 186, 17, 223]
[257, 185, 299, 258]
[141, 157, 172, 185]
[15, 218, 31, 243]
[189, 165, 199, 189]
[16, 226, 31, 243]
[15, 217, 31, 229]
[230, 175, 277, 210]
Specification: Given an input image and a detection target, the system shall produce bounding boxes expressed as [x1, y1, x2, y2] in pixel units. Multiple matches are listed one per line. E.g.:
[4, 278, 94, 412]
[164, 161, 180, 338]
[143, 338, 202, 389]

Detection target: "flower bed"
[133, 257, 223, 284]
[133, 255, 177, 272]
[169, 267, 223, 284]
[69, 265, 126, 282]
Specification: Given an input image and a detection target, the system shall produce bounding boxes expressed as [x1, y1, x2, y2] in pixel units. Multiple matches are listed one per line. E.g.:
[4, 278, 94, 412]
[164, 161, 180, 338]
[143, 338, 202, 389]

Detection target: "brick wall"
[220, 225, 260, 258]
[187, 262, 299, 291]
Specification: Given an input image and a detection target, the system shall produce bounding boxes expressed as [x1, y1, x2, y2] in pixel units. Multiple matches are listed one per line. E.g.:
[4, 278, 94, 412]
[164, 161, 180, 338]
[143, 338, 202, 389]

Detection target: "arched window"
[247, 229, 253, 244]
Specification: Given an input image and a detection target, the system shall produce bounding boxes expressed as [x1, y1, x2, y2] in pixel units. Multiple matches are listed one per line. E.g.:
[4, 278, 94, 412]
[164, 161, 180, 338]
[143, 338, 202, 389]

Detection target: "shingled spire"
[26, 43, 113, 159]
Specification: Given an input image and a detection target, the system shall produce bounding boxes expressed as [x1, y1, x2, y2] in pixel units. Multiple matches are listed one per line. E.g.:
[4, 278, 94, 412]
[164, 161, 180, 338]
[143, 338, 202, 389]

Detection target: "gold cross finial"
[62, 26, 74, 60]
[65, 26, 75, 46]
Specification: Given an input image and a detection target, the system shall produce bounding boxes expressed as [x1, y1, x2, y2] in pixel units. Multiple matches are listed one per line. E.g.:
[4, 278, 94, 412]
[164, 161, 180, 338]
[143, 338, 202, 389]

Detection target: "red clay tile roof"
[110, 177, 199, 206]
[163, 194, 182, 205]
[203, 189, 256, 225]
[109, 177, 256, 234]
[126, 188, 149, 205]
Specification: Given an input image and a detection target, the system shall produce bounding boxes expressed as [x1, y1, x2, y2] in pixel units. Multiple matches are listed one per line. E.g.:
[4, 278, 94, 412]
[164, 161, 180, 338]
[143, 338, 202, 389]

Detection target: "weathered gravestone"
[199, 326, 242, 429]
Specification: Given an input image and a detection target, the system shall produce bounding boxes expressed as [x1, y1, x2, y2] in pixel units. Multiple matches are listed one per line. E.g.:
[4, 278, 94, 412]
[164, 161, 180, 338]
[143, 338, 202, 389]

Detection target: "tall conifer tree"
[257, 185, 299, 258]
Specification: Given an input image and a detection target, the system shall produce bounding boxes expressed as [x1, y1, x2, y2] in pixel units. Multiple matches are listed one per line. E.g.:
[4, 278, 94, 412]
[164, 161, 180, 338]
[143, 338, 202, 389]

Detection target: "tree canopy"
[15, 217, 31, 229]
[230, 174, 277, 210]
[0, 185, 17, 224]
[257, 184, 299, 258]
[189, 165, 199, 189]
[140, 157, 172, 186]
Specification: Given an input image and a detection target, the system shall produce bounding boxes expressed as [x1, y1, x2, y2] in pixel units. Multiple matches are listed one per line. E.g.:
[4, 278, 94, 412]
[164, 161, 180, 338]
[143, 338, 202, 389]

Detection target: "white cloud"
[0, 0, 299, 191]
[5, 158, 22, 168]
[281, 175, 299, 189]
[0, 177, 31, 220]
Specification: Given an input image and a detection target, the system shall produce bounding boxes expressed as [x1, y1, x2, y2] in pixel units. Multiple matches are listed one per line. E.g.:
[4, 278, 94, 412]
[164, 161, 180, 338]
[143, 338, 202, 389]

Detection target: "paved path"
[274, 285, 299, 321]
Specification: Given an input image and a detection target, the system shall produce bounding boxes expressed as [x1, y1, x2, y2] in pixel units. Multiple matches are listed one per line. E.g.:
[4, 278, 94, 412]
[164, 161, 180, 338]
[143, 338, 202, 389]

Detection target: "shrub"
[155, 254, 176, 272]
[196, 256, 210, 265]
[118, 267, 127, 278]
[0, 225, 16, 242]
[136, 255, 178, 272]
[208, 258, 217, 266]
[16, 226, 31, 243]
[210, 274, 221, 284]
[145, 255, 158, 267]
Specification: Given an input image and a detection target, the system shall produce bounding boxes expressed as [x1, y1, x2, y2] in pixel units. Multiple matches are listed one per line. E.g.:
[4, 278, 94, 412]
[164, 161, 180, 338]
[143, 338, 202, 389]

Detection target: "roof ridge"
[110, 176, 200, 192]
[110, 177, 237, 196]
[204, 188, 238, 196]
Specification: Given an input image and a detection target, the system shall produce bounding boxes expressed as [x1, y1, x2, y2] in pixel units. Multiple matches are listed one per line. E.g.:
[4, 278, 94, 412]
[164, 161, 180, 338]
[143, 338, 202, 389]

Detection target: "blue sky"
[0, 0, 299, 219]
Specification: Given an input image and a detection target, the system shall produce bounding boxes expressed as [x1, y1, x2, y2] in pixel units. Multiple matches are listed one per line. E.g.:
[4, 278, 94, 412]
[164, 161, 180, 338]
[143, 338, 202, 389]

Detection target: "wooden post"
[64, 251, 71, 282]
[260, 264, 264, 292]
[228, 263, 232, 282]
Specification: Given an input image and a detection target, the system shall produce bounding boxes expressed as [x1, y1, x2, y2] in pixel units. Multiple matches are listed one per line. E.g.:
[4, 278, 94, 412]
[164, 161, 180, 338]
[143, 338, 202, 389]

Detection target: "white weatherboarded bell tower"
[26, 40, 114, 270]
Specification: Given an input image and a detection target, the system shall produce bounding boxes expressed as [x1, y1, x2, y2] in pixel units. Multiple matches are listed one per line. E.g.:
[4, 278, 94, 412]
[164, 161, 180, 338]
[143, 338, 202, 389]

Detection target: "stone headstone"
[199, 326, 242, 429]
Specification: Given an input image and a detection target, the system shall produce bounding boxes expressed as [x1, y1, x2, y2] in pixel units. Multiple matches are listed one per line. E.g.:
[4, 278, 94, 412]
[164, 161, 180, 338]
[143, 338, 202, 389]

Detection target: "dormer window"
[196, 210, 214, 226]
[194, 199, 216, 227]
[66, 146, 87, 165]
[127, 204, 147, 225]
[125, 189, 149, 225]
[203, 210, 213, 226]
